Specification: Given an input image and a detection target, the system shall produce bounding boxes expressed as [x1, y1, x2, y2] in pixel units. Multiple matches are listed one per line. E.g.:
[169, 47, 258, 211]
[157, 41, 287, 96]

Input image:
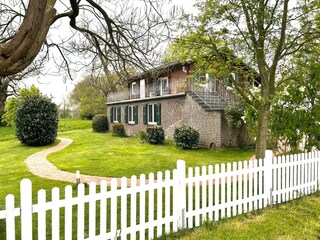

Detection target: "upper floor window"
[132, 82, 139, 95]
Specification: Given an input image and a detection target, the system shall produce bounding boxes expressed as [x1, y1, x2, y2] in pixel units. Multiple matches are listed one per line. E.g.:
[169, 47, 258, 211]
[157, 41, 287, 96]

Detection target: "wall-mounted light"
[182, 66, 187, 73]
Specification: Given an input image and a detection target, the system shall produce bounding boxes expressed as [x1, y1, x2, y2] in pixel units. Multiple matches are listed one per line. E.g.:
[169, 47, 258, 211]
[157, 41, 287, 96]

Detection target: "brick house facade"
[107, 61, 254, 148]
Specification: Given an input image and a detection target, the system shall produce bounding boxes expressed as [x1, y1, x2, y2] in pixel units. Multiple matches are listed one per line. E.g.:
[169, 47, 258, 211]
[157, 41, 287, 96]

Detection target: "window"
[143, 103, 161, 125]
[110, 106, 121, 123]
[131, 82, 139, 95]
[160, 77, 169, 95]
[233, 73, 239, 82]
[124, 105, 138, 124]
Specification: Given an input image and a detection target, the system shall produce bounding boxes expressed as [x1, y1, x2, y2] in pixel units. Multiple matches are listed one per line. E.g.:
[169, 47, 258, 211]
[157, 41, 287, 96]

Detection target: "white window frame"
[132, 82, 139, 95]
[148, 104, 157, 125]
[160, 77, 169, 96]
[128, 105, 135, 124]
[113, 107, 119, 123]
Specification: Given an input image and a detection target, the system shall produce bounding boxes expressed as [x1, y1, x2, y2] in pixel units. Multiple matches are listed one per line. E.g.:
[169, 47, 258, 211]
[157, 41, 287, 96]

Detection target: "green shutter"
[110, 107, 113, 123]
[124, 106, 128, 123]
[156, 103, 161, 125]
[134, 105, 138, 124]
[223, 73, 228, 86]
[117, 106, 121, 123]
[143, 104, 148, 125]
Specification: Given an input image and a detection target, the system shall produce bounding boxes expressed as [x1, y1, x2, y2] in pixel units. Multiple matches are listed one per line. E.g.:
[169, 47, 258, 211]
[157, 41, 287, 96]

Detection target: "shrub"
[112, 123, 126, 137]
[174, 125, 199, 149]
[15, 95, 58, 146]
[146, 126, 165, 144]
[137, 130, 147, 142]
[92, 114, 109, 132]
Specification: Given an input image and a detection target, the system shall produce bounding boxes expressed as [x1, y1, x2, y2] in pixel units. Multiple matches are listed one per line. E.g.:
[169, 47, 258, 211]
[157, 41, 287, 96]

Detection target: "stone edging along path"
[25, 138, 125, 186]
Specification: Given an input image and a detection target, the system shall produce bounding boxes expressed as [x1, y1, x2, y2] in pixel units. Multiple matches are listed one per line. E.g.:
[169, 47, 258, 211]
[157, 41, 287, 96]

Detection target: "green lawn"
[1, 118, 320, 239]
[164, 192, 320, 240]
[49, 129, 254, 178]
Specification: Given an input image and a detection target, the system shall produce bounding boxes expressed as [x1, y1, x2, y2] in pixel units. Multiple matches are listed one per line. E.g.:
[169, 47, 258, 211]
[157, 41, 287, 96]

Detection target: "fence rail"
[1, 151, 320, 239]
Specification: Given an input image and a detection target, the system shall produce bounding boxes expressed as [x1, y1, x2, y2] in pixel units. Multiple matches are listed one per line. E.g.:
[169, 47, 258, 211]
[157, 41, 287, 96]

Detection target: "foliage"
[137, 130, 147, 142]
[224, 102, 245, 128]
[15, 95, 58, 146]
[112, 123, 126, 137]
[69, 76, 107, 120]
[170, 0, 320, 158]
[58, 118, 92, 132]
[146, 126, 165, 144]
[92, 114, 109, 132]
[173, 125, 199, 150]
[270, 44, 320, 152]
[2, 85, 41, 126]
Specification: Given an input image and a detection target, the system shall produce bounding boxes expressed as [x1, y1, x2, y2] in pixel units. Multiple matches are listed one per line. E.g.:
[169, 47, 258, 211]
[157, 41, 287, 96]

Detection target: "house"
[107, 60, 254, 148]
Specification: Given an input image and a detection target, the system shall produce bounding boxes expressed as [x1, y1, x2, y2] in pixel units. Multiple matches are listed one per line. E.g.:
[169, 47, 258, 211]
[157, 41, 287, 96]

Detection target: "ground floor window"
[143, 103, 161, 125]
[124, 105, 138, 124]
[110, 106, 121, 123]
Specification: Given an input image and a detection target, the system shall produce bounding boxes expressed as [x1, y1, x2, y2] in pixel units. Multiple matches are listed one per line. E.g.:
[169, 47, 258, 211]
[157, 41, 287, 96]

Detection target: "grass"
[163, 192, 320, 239]
[49, 129, 254, 178]
[1, 118, 320, 239]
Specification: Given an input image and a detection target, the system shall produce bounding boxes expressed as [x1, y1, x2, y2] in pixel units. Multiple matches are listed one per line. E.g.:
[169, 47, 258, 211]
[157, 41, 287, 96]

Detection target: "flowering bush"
[173, 125, 199, 149]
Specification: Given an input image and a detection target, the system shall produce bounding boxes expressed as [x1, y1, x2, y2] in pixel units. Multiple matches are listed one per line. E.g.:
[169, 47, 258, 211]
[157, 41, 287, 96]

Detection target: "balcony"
[107, 79, 187, 103]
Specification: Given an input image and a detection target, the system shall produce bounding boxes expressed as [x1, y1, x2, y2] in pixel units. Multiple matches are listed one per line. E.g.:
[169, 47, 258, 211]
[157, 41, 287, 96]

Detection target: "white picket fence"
[1, 150, 320, 239]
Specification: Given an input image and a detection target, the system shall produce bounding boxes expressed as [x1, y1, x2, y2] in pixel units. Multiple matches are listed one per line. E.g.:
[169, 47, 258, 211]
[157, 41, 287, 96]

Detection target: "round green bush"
[92, 114, 109, 132]
[173, 125, 200, 149]
[146, 126, 165, 144]
[112, 123, 126, 137]
[15, 95, 58, 146]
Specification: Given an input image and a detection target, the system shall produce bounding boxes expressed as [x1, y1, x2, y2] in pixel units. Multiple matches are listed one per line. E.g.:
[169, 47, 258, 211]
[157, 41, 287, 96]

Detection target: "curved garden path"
[25, 138, 124, 186]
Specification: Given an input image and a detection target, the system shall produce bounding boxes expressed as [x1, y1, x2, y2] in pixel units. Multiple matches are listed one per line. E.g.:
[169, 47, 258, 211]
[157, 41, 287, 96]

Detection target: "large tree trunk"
[0, 0, 56, 77]
[255, 100, 270, 159]
[0, 78, 9, 125]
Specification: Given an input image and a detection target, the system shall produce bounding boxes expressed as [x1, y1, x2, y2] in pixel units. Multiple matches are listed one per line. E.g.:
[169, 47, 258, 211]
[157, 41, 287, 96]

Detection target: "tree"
[271, 43, 320, 152]
[0, 0, 179, 123]
[69, 76, 107, 119]
[170, 0, 320, 158]
[2, 85, 41, 126]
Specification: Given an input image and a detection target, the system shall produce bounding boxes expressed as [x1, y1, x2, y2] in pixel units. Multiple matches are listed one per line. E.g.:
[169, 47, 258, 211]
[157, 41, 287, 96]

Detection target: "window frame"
[131, 82, 139, 95]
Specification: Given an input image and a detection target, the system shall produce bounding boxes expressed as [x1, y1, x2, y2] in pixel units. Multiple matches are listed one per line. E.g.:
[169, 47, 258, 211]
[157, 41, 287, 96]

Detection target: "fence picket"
[110, 178, 118, 239]
[226, 163, 232, 218]
[52, 187, 60, 240]
[64, 186, 72, 240]
[139, 174, 146, 240]
[201, 166, 207, 222]
[243, 160, 248, 213]
[89, 182, 97, 238]
[37, 190, 46, 240]
[100, 180, 107, 236]
[188, 167, 193, 228]
[148, 173, 155, 239]
[3, 150, 320, 240]
[121, 177, 127, 240]
[195, 167, 200, 226]
[156, 172, 163, 237]
[232, 162, 237, 216]
[131, 176, 137, 240]
[238, 161, 243, 214]
[5, 194, 15, 240]
[208, 165, 213, 221]
[164, 171, 171, 233]
[214, 164, 220, 221]
[77, 183, 85, 239]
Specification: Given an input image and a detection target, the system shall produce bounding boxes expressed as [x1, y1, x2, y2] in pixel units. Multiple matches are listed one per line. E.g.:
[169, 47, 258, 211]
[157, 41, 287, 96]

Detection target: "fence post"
[20, 179, 32, 240]
[264, 150, 273, 206]
[176, 160, 186, 229]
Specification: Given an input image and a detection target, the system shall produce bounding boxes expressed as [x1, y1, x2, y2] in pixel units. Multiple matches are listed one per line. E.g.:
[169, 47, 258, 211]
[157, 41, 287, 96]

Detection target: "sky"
[25, 0, 197, 106]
